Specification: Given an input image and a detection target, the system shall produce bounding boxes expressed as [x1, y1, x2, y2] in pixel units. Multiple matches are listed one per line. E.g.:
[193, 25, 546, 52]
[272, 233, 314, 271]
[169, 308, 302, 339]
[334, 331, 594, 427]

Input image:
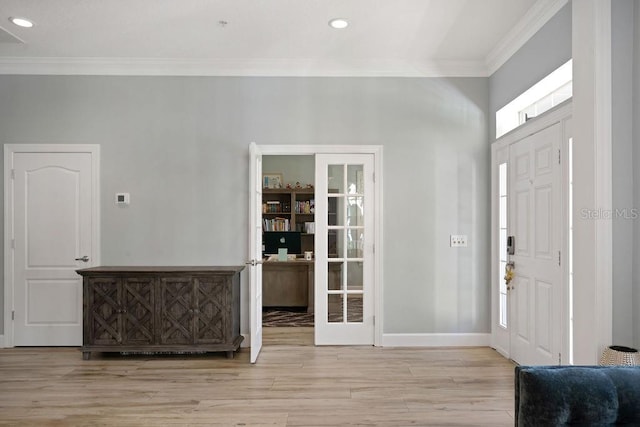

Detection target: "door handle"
[505, 261, 515, 290]
[245, 259, 264, 266]
[75, 256, 90, 262]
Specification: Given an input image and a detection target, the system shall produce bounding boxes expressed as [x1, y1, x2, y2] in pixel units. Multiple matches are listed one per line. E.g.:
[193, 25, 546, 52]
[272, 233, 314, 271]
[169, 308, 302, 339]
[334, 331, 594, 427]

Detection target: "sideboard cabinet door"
[121, 277, 155, 345]
[85, 277, 122, 345]
[158, 277, 195, 345]
[194, 277, 228, 344]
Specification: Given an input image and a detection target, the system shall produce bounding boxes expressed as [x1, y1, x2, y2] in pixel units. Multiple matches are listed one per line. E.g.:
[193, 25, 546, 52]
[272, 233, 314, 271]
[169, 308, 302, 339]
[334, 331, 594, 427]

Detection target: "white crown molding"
[0, 56, 488, 78]
[485, 0, 569, 76]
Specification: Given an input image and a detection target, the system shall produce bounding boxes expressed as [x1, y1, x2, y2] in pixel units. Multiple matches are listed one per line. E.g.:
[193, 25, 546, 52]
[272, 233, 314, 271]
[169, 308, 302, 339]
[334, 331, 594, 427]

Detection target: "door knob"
[75, 256, 90, 262]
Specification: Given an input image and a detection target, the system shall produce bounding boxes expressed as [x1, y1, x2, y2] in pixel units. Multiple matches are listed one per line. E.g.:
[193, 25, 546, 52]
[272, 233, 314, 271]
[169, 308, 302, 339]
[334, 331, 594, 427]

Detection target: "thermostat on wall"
[115, 193, 130, 205]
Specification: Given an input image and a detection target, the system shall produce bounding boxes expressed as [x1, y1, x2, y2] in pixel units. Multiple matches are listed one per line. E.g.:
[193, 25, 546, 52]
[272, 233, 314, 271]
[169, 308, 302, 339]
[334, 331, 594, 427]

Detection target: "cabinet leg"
[82, 352, 91, 361]
[225, 351, 234, 359]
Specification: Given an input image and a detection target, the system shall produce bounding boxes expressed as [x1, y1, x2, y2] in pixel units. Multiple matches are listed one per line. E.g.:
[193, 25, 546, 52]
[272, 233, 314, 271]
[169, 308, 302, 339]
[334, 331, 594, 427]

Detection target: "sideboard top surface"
[76, 266, 245, 276]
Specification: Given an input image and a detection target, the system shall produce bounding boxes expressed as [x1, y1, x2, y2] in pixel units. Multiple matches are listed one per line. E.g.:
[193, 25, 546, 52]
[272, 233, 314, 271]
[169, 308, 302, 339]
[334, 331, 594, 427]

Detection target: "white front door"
[6, 145, 99, 346]
[314, 154, 375, 345]
[508, 123, 562, 365]
[248, 142, 263, 363]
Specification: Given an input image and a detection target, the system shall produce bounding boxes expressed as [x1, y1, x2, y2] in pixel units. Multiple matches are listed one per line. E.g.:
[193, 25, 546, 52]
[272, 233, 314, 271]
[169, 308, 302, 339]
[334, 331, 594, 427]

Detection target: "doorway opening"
[261, 154, 316, 333]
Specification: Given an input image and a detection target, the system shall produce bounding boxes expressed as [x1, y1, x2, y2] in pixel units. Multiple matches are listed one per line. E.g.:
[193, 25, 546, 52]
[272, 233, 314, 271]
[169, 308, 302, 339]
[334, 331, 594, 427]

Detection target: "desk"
[262, 260, 343, 313]
[262, 259, 314, 312]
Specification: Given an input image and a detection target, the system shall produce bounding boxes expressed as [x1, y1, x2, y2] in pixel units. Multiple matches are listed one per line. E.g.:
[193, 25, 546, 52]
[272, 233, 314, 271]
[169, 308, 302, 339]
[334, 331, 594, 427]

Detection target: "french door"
[248, 143, 263, 363]
[314, 154, 375, 345]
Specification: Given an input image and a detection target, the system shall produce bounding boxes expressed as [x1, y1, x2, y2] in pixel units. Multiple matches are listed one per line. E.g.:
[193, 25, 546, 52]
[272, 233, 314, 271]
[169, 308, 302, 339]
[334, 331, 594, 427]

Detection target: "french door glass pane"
[347, 196, 364, 226]
[328, 263, 343, 290]
[347, 294, 363, 323]
[347, 165, 364, 194]
[347, 229, 364, 258]
[329, 229, 343, 258]
[328, 294, 343, 323]
[346, 261, 363, 290]
[330, 197, 345, 226]
[328, 165, 344, 193]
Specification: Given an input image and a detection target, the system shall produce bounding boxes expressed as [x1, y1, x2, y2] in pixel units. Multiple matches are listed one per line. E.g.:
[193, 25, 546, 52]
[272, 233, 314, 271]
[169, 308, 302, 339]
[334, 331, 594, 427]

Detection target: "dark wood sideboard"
[76, 266, 244, 360]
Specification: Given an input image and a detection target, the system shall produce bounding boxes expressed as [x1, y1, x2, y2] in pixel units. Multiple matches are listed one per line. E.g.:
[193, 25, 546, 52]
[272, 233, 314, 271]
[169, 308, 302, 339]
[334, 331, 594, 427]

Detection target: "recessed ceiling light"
[9, 17, 34, 28]
[328, 18, 349, 29]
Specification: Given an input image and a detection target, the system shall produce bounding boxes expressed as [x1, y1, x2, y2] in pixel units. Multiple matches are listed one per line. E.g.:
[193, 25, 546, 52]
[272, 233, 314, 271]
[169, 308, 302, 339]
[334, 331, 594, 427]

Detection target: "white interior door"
[314, 154, 374, 345]
[248, 142, 263, 363]
[7, 147, 98, 346]
[508, 124, 562, 365]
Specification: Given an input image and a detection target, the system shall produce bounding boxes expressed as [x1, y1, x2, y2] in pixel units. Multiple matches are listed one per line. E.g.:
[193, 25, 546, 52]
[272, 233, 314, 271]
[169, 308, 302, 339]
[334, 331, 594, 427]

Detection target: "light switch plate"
[450, 234, 468, 247]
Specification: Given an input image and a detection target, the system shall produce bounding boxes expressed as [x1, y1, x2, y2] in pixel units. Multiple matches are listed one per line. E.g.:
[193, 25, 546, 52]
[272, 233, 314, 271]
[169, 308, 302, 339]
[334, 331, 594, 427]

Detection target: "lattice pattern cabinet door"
[122, 277, 155, 345]
[159, 277, 195, 345]
[85, 277, 122, 345]
[195, 277, 227, 344]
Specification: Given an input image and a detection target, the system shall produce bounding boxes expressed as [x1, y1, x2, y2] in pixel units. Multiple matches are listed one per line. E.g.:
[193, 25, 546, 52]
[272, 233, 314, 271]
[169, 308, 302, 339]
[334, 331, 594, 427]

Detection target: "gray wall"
[0, 75, 490, 337]
[612, 0, 636, 347]
[489, 2, 572, 142]
[262, 155, 314, 187]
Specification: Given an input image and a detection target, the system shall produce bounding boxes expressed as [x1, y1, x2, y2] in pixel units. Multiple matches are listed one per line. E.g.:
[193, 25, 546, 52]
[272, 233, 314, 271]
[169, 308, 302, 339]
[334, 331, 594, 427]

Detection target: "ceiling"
[0, 0, 567, 77]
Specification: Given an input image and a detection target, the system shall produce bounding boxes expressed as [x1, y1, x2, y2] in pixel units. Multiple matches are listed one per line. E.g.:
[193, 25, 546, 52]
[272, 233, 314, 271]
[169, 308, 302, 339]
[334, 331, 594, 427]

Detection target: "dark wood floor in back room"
[0, 327, 516, 426]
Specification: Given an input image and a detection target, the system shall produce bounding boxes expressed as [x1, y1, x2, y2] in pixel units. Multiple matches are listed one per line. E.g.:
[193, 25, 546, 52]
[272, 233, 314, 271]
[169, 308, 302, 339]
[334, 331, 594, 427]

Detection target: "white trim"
[593, 0, 613, 361]
[256, 144, 383, 347]
[3, 143, 100, 348]
[381, 333, 490, 347]
[571, 0, 613, 364]
[0, 57, 487, 78]
[241, 333, 250, 348]
[486, 0, 569, 75]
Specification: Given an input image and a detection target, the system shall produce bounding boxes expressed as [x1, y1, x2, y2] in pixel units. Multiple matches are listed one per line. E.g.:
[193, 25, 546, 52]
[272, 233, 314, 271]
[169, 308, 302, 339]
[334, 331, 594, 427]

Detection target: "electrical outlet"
[450, 234, 468, 247]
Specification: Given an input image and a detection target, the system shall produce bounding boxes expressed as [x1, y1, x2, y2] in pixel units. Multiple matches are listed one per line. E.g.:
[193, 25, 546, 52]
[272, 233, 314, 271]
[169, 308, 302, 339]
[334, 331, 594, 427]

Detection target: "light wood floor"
[0, 327, 516, 426]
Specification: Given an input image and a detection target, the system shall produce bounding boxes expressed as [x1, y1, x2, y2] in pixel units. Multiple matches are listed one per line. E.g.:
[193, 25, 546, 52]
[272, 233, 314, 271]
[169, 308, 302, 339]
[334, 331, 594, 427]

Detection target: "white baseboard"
[381, 333, 491, 347]
[241, 333, 250, 348]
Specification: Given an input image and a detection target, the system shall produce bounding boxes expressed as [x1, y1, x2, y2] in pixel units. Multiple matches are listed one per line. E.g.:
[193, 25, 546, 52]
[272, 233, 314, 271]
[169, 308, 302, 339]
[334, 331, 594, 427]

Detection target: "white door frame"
[3, 144, 100, 348]
[252, 145, 383, 346]
[490, 102, 572, 363]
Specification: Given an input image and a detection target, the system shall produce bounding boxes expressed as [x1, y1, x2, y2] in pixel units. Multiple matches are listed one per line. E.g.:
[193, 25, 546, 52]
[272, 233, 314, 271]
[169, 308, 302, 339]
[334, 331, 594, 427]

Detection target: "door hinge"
[10, 169, 15, 179]
[558, 149, 561, 164]
[558, 353, 562, 365]
[558, 251, 561, 266]
[11, 239, 15, 250]
[12, 310, 15, 321]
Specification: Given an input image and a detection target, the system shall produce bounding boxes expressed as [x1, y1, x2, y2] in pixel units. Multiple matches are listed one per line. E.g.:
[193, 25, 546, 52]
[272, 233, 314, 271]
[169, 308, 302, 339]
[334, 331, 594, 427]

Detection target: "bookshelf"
[262, 188, 315, 252]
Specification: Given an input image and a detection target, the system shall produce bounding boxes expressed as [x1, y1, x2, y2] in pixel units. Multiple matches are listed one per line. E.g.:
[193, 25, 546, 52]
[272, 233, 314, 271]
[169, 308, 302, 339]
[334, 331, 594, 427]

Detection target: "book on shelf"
[263, 201, 284, 214]
[262, 217, 290, 231]
[295, 199, 315, 214]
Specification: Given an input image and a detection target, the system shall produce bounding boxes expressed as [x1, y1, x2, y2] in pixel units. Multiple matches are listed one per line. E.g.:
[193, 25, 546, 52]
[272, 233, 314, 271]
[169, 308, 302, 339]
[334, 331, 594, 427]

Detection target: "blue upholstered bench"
[515, 365, 640, 426]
